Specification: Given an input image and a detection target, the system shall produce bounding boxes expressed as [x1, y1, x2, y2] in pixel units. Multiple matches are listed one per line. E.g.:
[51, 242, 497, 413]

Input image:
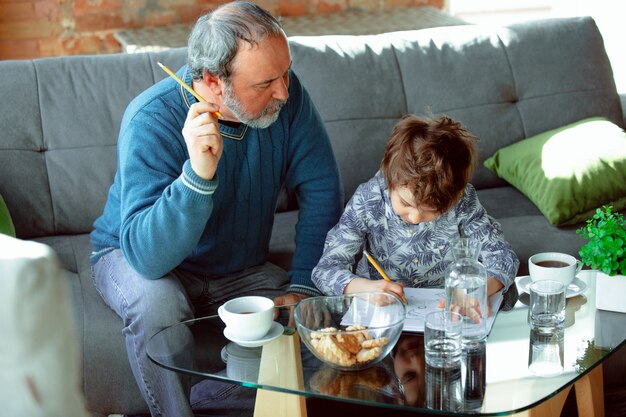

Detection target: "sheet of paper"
[340, 289, 503, 336]
[403, 287, 503, 334]
[339, 297, 400, 328]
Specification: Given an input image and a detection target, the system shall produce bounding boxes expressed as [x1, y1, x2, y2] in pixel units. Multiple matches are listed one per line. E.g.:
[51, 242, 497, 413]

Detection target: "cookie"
[308, 324, 385, 368]
[361, 337, 389, 349]
[345, 324, 372, 344]
[322, 336, 357, 366]
[311, 327, 338, 339]
[356, 346, 382, 363]
[335, 333, 361, 354]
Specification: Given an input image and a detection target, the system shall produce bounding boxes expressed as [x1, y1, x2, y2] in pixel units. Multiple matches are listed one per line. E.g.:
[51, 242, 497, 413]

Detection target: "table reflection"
[463, 341, 486, 411]
[426, 357, 463, 411]
[392, 334, 425, 406]
[308, 360, 403, 404]
[390, 333, 487, 412]
[528, 327, 565, 377]
[222, 343, 262, 381]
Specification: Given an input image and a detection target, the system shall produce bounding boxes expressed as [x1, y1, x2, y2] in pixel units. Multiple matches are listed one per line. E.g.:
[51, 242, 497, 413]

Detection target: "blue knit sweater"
[90, 66, 343, 295]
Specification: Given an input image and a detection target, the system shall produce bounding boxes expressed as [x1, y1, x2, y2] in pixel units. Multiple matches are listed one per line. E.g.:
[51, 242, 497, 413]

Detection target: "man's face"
[222, 79, 286, 129]
[220, 34, 291, 128]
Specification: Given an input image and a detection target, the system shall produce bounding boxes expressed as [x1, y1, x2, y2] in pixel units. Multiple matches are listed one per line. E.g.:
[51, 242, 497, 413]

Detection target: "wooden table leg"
[511, 386, 571, 417]
[511, 363, 605, 417]
[254, 333, 307, 417]
[574, 364, 605, 417]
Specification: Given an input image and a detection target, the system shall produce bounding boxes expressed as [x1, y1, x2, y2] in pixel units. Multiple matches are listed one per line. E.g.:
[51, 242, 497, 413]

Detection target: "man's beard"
[222, 82, 286, 129]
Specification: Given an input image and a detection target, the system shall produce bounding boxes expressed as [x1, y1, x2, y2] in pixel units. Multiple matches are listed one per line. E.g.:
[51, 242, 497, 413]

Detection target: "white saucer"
[223, 321, 284, 348]
[516, 275, 587, 298]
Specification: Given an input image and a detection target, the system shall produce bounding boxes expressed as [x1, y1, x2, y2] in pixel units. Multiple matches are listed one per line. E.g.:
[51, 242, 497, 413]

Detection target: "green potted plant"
[576, 205, 626, 313]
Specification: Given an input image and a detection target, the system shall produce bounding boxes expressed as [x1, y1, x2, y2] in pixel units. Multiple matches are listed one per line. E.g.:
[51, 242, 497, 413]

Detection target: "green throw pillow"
[484, 117, 626, 226]
[0, 194, 16, 237]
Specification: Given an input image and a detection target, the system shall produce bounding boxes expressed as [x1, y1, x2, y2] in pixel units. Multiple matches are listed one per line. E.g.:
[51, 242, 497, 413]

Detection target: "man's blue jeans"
[92, 249, 289, 417]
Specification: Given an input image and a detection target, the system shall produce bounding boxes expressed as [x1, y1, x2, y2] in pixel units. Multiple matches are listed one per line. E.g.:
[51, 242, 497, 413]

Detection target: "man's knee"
[127, 277, 193, 331]
[94, 250, 193, 328]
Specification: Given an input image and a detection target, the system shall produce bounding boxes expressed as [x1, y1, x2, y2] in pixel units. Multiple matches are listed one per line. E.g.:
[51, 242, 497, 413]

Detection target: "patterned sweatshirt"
[312, 171, 518, 295]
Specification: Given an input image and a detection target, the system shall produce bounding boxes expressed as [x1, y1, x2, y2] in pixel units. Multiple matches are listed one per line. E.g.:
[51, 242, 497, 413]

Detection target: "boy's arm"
[457, 185, 520, 291]
[345, 277, 407, 303]
[311, 190, 368, 295]
[487, 276, 504, 296]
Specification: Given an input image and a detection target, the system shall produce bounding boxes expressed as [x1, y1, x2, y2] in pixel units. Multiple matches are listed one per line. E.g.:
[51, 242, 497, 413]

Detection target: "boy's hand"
[182, 102, 222, 180]
[437, 293, 491, 322]
[345, 277, 407, 304]
[436, 276, 502, 320]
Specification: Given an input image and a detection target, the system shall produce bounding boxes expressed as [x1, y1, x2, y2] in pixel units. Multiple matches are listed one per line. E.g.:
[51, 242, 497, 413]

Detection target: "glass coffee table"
[146, 270, 625, 416]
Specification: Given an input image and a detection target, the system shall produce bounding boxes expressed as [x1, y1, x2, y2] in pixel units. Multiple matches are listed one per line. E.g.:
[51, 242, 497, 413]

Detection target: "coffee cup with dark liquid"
[218, 296, 274, 341]
[528, 252, 582, 287]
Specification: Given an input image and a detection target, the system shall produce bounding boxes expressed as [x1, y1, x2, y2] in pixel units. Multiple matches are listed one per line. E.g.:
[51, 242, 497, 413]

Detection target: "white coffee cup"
[528, 252, 582, 287]
[218, 296, 274, 341]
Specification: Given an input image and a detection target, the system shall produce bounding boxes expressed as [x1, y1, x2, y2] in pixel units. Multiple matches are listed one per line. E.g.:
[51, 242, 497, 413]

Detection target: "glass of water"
[424, 310, 463, 367]
[529, 279, 566, 332]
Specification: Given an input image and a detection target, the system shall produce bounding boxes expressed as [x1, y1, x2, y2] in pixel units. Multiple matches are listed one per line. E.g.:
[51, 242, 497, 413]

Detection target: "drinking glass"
[424, 310, 463, 367]
[529, 280, 566, 332]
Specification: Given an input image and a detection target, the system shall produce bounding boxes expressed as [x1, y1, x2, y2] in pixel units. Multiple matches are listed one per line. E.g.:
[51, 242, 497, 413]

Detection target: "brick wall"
[0, 0, 443, 60]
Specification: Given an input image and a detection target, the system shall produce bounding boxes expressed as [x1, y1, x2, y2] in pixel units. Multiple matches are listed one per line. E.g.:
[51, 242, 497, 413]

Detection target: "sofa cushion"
[0, 49, 188, 239]
[476, 186, 542, 220]
[0, 194, 15, 237]
[484, 117, 626, 226]
[496, 216, 583, 276]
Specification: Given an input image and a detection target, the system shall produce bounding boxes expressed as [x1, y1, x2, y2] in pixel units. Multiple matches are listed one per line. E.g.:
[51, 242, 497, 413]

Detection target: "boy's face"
[390, 186, 441, 225]
[393, 336, 425, 406]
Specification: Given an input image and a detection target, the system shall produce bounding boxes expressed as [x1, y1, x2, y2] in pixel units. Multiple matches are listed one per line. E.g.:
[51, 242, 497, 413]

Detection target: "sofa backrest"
[1, 16, 622, 239]
[289, 16, 623, 201]
[0, 48, 187, 239]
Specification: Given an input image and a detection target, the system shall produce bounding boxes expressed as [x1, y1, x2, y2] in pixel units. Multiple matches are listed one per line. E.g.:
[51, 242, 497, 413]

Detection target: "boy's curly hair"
[380, 114, 477, 213]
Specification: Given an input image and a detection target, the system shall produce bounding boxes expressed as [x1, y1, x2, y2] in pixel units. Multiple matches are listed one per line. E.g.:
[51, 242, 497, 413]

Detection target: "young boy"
[312, 115, 519, 303]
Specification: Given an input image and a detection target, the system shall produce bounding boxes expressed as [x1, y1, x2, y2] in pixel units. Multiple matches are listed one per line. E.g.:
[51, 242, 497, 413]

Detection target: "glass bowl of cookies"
[294, 292, 406, 371]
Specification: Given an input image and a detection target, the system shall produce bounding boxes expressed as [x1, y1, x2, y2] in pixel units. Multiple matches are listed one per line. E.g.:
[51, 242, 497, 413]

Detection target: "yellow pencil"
[363, 250, 392, 282]
[156, 61, 222, 119]
[363, 250, 407, 304]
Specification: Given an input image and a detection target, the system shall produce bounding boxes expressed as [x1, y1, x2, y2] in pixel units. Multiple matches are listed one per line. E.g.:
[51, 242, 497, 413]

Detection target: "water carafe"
[445, 238, 488, 345]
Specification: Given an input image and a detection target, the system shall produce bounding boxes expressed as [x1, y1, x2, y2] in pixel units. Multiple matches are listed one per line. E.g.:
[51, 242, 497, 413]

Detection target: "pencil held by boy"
[312, 114, 519, 313]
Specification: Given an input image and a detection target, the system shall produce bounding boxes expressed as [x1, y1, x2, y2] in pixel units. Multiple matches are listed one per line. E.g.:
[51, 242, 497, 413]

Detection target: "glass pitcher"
[444, 238, 488, 345]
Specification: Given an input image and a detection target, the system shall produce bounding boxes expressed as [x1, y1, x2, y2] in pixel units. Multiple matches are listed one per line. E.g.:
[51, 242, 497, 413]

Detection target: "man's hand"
[274, 292, 309, 327]
[345, 277, 407, 304]
[182, 102, 222, 180]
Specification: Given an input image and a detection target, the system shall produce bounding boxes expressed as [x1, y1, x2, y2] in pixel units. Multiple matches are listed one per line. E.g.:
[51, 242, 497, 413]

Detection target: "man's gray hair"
[187, 1, 283, 81]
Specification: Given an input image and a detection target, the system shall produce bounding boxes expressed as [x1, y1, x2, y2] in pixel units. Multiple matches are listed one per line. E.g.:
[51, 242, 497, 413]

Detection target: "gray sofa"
[1, 16, 624, 416]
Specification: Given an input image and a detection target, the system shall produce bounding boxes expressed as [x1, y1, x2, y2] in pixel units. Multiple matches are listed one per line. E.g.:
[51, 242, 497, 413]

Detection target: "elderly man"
[90, 2, 343, 415]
